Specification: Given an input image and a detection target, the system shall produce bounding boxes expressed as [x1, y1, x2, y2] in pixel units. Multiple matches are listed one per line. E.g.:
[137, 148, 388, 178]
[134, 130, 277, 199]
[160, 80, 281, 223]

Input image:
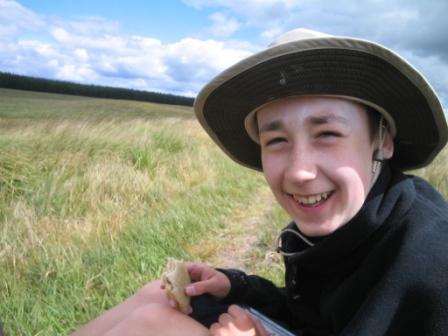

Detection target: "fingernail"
[187, 306, 193, 315]
[185, 285, 195, 295]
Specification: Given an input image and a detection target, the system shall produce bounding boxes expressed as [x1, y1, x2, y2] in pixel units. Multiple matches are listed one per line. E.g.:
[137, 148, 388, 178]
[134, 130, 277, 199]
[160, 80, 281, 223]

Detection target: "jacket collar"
[281, 165, 416, 274]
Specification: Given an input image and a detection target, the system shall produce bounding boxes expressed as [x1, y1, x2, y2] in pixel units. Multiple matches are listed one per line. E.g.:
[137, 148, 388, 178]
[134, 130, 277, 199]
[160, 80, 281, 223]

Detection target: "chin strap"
[371, 117, 387, 186]
[276, 228, 314, 257]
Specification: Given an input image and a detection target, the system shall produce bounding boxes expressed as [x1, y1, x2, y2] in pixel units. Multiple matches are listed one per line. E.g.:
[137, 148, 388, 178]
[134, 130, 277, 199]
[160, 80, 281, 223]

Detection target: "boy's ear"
[381, 131, 394, 159]
[373, 130, 394, 161]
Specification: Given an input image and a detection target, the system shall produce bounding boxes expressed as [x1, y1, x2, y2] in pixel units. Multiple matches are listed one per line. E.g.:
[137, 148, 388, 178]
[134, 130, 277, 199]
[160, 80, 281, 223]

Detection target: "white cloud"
[183, 0, 448, 105]
[64, 16, 121, 36]
[209, 12, 241, 37]
[18, 40, 59, 58]
[183, 0, 299, 11]
[74, 48, 89, 62]
[184, 0, 448, 55]
[51, 27, 128, 52]
[260, 27, 282, 41]
[402, 51, 448, 106]
[183, 0, 300, 24]
[0, 0, 43, 26]
[56, 63, 96, 82]
[165, 37, 251, 75]
[0, 1, 254, 96]
[51, 28, 70, 43]
[0, 0, 44, 39]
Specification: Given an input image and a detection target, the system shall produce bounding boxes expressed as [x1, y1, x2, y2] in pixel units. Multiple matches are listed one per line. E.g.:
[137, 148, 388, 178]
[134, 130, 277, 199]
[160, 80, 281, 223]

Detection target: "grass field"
[0, 88, 447, 335]
[0, 89, 277, 335]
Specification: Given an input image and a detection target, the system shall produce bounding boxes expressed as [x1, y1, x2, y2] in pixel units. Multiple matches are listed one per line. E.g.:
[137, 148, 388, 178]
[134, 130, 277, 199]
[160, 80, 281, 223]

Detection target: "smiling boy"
[191, 28, 448, 336]
[72, 29, 448, 336]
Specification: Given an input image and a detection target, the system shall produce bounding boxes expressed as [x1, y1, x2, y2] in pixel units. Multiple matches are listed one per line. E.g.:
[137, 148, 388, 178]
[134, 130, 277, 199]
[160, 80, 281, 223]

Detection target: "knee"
[129, 304, 169, 327]
[105, 304, 177, 335]
[135, 280, 167, 305]
[106, 304, 208, 336]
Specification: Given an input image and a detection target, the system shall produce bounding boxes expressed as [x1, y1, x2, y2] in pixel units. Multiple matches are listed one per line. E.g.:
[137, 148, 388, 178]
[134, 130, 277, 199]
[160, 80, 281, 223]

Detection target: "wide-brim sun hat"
[194, 28, 447, 171]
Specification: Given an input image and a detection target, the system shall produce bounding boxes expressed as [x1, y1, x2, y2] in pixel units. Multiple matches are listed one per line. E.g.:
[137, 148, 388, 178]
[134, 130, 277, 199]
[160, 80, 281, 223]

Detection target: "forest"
[0, 71, 194, 106]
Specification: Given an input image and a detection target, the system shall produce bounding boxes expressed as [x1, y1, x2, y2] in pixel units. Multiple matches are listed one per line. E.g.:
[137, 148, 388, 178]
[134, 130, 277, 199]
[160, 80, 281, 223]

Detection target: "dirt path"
[204, 186, 284, 275]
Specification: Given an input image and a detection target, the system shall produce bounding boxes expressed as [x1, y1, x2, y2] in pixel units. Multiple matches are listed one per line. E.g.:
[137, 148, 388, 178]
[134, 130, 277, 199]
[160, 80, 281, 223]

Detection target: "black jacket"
[221, 167, 448, 335]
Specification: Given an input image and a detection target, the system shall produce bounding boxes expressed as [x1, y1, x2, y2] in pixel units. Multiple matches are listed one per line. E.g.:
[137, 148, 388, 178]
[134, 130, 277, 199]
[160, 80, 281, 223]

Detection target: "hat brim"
[194, 37, 447, 171]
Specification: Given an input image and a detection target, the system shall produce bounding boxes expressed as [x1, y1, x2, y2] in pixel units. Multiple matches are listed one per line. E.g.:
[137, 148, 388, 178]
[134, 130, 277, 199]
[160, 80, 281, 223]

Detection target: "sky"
[1, 0, 447, 107]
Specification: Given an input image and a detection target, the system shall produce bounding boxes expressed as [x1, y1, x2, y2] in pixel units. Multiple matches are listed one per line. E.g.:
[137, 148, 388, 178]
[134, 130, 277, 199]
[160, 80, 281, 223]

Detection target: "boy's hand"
[184, 262, 231, 299]
[209, 305, 269, 336]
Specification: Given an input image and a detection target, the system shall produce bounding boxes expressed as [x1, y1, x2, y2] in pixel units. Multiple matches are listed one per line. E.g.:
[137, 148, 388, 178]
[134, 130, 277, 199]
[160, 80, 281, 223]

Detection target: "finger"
[185, 277, 217, 296]
[168, 299, 178, 309]
[252, 317, 268, 336]
[185, 262, 203, 276]
[209, 323, 225, 336]
[228, 305, 254, 326]
[226, 306, 259, 333]
[184, 261, 198, 275]
[187, 262, 212, 282]
[209, 322, 220, 332]
[227, 305, 247, 318]
[241, 310, 268, 335]
[218, 312, 232, 326]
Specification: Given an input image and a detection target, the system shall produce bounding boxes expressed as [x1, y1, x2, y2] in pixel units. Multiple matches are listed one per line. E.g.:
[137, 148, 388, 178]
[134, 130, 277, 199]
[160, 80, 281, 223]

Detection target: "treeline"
[0, 72, 194, 106]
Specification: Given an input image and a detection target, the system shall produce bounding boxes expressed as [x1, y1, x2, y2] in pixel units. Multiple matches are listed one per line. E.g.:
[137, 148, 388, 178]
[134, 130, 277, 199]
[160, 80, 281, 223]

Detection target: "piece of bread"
[162, 258, 191, 313]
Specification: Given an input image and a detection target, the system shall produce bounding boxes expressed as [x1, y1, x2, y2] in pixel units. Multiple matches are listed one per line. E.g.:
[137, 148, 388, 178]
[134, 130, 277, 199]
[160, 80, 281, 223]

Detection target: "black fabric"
[218, 166, 448, 335]
[190, 294, 231, 328]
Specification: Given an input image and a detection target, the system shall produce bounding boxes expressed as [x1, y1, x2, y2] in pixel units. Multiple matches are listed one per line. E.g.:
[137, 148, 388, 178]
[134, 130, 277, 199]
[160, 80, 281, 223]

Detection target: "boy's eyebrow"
[308, 115, 350, 125]
[258, 114, 350, 134]
[259, 120, 284, 134]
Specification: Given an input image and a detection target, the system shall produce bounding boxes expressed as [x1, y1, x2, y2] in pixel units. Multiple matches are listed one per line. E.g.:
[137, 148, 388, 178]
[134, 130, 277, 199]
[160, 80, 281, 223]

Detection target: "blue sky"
[18, 0, 219, 42]
[1, 0, 447, 107]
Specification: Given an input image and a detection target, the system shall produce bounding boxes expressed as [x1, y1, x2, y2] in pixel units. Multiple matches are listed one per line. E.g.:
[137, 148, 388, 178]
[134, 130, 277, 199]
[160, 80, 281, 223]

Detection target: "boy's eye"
[264, 137, 286, 146]
[318, 131, 341, 138]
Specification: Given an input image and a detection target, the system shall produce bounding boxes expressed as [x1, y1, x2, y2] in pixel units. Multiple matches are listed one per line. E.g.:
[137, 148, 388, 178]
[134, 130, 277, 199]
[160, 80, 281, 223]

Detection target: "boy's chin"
[296, 221, 344, 238]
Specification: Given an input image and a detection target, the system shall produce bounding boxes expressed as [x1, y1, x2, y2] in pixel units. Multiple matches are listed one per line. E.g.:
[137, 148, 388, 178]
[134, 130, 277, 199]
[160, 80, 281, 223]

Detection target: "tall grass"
[0, 89, 446, 335]
[412, 146, 448, 197]
[0, 89, 265, 335]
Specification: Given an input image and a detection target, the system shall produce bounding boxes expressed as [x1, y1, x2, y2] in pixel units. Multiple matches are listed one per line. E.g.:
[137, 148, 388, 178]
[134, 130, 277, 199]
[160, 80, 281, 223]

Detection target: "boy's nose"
[283, 150, 317, 183]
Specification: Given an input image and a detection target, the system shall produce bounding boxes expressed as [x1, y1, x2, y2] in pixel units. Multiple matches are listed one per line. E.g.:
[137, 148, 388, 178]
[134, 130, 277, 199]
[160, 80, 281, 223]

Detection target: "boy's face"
[257, 96, 385, 237]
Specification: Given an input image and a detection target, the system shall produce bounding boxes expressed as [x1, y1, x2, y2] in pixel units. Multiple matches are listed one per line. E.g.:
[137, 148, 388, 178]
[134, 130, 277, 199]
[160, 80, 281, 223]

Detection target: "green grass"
[0, 89, 266, 335]
[0, 88, 192, 121]
[0, 88, 446, 335]
[411, 147, 448, 197]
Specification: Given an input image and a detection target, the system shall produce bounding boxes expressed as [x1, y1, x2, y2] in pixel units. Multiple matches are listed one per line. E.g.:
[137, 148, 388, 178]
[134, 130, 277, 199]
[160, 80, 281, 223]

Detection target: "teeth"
[293, 192, 331, 205]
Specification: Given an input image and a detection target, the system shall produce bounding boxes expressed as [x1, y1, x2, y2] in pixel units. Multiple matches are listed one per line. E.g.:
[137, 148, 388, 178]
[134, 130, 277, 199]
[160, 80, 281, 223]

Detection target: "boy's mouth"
[292, 191, 333, 207]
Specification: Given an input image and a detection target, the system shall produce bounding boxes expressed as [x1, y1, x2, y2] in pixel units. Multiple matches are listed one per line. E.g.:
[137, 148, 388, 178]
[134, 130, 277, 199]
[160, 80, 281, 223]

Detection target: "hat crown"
[269, 28, 332, 47]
